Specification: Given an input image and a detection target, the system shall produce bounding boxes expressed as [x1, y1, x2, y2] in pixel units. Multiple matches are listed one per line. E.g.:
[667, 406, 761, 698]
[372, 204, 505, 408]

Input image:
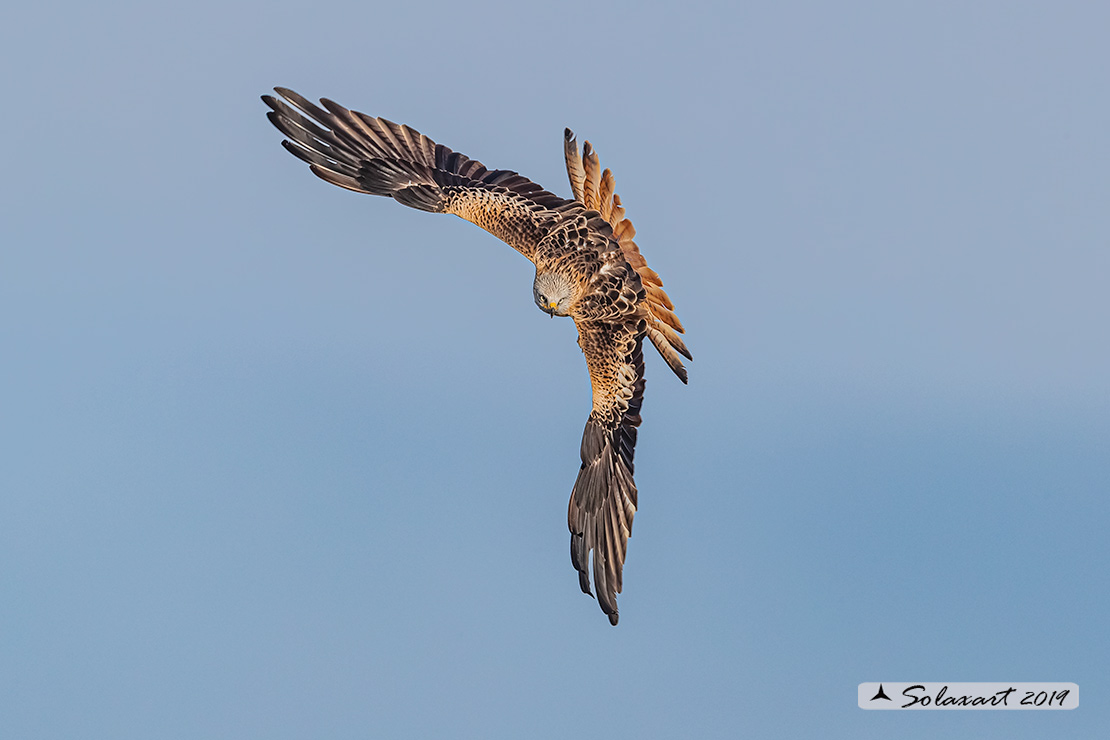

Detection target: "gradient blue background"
[2, 1, 1107, 737]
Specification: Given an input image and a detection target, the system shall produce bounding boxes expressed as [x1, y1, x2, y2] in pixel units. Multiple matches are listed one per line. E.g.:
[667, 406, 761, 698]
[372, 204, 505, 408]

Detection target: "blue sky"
[2, 1, 1107, 737]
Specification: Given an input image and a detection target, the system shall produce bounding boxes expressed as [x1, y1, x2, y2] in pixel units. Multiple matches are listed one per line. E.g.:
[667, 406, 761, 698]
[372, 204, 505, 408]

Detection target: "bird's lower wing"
[568, 317, 646, 625]
[263, 88, 583, 260]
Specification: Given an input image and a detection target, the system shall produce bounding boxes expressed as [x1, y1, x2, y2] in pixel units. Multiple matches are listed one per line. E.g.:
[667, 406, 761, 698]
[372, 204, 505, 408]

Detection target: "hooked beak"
[547, 301, 558, 317]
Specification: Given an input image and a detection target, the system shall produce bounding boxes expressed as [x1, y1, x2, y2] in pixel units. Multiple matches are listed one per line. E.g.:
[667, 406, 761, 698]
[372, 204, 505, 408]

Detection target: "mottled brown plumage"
[564, 130, 691, 382]
[262, 88, 691, 625]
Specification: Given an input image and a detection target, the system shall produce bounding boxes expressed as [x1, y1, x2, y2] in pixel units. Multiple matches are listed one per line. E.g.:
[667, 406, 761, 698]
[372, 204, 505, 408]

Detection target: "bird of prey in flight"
[262, 88, 691, 624]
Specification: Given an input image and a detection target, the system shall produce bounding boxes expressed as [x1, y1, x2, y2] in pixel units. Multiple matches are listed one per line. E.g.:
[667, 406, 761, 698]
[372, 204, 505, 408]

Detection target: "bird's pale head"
[533, 271, 576, 317]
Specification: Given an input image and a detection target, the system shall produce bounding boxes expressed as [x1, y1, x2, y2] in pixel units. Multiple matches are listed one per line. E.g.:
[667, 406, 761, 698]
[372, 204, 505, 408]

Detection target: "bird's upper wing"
[263, 88, 584, 261]
[568, 317, 647, 625]
[564, 130, 691, 382]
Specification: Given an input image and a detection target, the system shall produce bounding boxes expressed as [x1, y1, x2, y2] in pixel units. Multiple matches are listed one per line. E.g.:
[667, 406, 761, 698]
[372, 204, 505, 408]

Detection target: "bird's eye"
[539, 294, 547, 303]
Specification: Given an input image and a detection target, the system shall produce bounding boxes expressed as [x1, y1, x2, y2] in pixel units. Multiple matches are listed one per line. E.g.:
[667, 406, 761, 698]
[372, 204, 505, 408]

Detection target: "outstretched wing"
[564, 130, 691, 382]
[263, 88, 583, 260]
[568, 318, 646, 625]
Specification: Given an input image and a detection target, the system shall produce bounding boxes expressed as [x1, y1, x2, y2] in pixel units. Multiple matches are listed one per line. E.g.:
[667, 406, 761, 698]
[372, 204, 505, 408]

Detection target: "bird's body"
[263, 88, 690, 624]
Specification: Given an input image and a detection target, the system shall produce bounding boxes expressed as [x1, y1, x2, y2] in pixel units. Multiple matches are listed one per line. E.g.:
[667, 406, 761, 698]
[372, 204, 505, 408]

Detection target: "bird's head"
[533, 271, 576, 317]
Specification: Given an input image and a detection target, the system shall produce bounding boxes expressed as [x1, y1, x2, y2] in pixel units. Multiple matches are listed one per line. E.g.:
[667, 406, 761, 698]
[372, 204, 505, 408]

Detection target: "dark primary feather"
[262, 89, 585, 257]
[569, 323, 646, 625]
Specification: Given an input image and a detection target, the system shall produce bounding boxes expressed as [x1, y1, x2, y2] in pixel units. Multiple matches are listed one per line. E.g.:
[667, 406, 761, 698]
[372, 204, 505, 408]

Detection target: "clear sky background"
[2, 1, 1107, 738]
